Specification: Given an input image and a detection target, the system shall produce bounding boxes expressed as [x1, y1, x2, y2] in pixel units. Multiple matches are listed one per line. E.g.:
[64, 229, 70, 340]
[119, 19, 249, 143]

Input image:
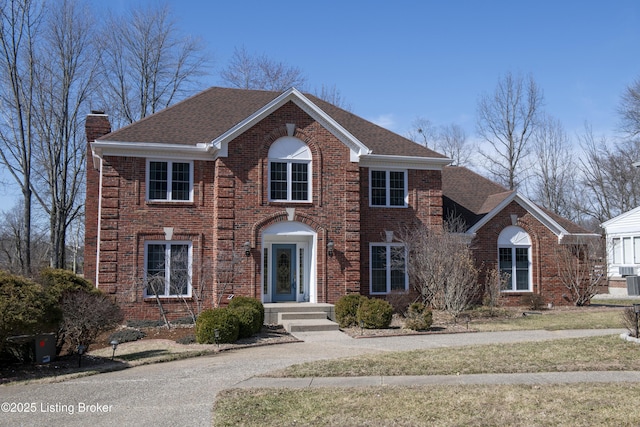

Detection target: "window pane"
[635, 238, 640, 264]
[371, 171, 387, 205]
[170, 244, 189, 295]
[371, 246, 387, 292]
[291, 162, 308, 201]
[149, 162, 168, 200]
[389, 171, 405, 206]
[613, 238, 621, 264]
[624, 237, 633, 264]
[172, 162, 190, 201]
[499, 248, 512, 290]
[270, 162, 287, 200]
[146, 244, 166, 295]
[515, 248, 529, 290]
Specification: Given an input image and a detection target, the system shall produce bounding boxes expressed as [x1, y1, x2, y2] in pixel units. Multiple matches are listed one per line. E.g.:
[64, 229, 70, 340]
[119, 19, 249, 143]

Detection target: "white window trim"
[143, 241, 193, 298]
[498, 245, 532, 292]
[268, 159, 312, 202]
[369, 242, 408, 294]
[146, 159, 194, 202]
[369, 169, 408, 208]
[610, 235, 640, 265]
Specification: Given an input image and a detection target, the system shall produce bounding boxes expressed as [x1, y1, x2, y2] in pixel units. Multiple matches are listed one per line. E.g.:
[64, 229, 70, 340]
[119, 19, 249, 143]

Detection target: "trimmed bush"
[39, 268, 97, 300]
[335, 294, 367, 328]
[520, 293, 545, 310]
[195, 308, 239, 344]
[228, 296, 265, 326]
[231, 305, 261, 338]
[357, 298, 393, 329]
[403, 302, 433, 331]
[108, 329, 146, 344]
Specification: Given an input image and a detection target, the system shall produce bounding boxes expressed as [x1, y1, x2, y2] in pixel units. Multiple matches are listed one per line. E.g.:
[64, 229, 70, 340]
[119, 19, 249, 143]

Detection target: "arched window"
[498, 226, 532, 291]
[268, 137, 312, 202]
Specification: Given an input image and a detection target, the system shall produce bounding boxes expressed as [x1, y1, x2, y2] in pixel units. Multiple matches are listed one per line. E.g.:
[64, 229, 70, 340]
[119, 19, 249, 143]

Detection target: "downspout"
[95, 157, 103, 288]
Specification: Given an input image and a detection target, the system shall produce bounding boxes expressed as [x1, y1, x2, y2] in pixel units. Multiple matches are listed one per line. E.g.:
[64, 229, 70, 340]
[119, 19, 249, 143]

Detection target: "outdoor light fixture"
[77, 344, 86, 367]
[110, 340, 119, 360]
[244, 241, 251, 257]
[214, 329, 220, 348]
[327, 240, 334, 257]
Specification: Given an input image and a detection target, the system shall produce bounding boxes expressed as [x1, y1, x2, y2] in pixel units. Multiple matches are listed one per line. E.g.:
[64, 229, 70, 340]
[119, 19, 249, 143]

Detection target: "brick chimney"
[85, 111, 111, 287]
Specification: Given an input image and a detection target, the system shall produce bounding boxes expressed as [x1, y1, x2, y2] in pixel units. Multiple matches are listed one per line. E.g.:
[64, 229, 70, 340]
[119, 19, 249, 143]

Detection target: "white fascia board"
[359, 154, 452, 170]
[208, 87, 372, 157]
[91, 140, 213, 168]
[467, 192, 570, 238]
[601, 205, 640, 228]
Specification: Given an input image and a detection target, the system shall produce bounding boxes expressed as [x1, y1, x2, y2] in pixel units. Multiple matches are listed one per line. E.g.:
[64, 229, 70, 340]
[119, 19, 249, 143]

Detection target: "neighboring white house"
[601, 206, 640, 295]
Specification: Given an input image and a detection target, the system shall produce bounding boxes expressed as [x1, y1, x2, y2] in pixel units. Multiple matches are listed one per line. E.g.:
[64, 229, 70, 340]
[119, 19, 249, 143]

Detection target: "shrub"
[59, 291, 123, 352]
[335, 294, 367, 328]
[357, 298, 393, 329]
[622, 307, 640, 337]
[403, 302, 433, 331]
[386, 291, 415, 315]
[228, 296, 265, 326]
[230, 305, 261, 338]
[39, 268, 97, 300]
[195, 308, 239, 344]
[0, 271, 59, 356]
[108, 328, 146, 344]
[520, 293, 545, 310]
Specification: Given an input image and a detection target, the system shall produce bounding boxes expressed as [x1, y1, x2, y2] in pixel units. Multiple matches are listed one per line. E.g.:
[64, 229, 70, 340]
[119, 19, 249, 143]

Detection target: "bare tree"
[555, 238, 606, 306]
[618, 77, 640, 139]
[0, 0, 45, 275]
[98, 3, 208, 128]
[313, 84, 351, 110]
[220, 45, 306, 91]
[214, 250, 244, 308]
[0, 203, 50, 274]
[578, 123, 640, 223]
[438, 123, 472, 166]
[396, 220, 479, 321]
[406, 117, 438, 149]
[531, 114, 578, 220]
[477, 72, 544, 190]
[31, 0, 97, 269]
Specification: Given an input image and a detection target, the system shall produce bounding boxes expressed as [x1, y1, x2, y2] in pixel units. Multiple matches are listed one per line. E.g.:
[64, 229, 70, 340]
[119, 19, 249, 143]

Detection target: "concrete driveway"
[0, 328, 628, 427]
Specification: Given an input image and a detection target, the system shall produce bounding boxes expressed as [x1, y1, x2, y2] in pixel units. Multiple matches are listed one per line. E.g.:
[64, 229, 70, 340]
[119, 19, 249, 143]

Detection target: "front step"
[282, 318, 340, 333]
[278, 311, 328, 323]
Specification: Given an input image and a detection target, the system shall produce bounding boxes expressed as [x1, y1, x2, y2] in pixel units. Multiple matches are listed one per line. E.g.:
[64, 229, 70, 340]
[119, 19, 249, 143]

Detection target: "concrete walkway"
[0, 328, 633, 427]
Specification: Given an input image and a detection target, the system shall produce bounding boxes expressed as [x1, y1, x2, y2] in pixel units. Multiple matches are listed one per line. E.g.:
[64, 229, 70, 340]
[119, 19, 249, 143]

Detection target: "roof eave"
[91, 140, 213, 167]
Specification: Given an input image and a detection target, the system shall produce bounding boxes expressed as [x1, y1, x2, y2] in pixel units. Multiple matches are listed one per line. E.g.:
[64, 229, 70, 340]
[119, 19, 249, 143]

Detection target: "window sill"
[369, 205, 408, 209]
[145, 201, 195, 207]
[268, 201, 314, 207]
[143, 296, 192, 301]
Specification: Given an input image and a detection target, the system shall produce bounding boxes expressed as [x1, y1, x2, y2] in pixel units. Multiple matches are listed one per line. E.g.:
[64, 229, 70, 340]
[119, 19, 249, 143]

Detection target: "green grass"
[268, 335, 640, 378]
[214, 384, 640, 427]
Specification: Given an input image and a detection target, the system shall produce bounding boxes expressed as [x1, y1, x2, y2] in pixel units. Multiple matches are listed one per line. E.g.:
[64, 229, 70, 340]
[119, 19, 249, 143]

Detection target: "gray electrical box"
[34, 333, 56, 364]
[627, 276, 640, 296]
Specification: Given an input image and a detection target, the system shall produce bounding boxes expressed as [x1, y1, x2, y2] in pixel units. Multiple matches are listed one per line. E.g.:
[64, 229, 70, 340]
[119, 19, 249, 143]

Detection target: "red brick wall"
[473, 201, 575, 306]
[359, 168, 443, 296]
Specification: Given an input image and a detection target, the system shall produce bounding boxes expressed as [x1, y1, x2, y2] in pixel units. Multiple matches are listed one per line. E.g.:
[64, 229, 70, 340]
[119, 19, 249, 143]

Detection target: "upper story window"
[498, 226, 532, 292]
[370, 170, 407, 207]
[144, 241, 192, 297]
[268, 137, 311, 202]
[147, 160, 193, 202]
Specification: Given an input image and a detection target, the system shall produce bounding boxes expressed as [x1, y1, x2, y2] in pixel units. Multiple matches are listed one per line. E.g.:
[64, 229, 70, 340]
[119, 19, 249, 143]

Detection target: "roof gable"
[93, 87, 448, 169]
[601, 205, 640, 233]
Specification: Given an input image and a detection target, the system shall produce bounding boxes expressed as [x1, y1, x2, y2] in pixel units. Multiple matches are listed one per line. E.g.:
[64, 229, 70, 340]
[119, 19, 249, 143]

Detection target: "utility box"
[34, 333, 56, 364]
[627, 276, 640, 296]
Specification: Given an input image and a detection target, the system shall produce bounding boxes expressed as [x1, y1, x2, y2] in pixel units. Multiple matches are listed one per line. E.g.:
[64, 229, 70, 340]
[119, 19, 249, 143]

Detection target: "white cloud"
[370, 114, 396, 130]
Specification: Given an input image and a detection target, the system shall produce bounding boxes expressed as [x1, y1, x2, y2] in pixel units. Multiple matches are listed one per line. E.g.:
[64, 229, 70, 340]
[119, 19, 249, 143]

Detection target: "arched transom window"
[498, 226, 532, 291]
[268, 136, 312, 202]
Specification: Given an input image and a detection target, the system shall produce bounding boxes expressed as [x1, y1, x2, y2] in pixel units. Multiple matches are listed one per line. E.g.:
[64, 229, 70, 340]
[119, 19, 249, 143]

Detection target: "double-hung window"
[370, 170, 407, 207]
[144, 242, 192, 297]
[268, 137, 311, 202]
[370, 243, 408, 294]
[147, 160, 193, 201]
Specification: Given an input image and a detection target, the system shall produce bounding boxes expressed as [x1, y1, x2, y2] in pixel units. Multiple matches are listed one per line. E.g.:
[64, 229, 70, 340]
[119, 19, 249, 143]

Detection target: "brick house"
[85, 87, 596, 321]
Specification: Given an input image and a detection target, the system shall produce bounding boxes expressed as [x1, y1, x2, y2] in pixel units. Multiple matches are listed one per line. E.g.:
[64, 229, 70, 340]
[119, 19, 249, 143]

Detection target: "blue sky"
[157, 0, 640, 138]
[1, 0, 640, 209]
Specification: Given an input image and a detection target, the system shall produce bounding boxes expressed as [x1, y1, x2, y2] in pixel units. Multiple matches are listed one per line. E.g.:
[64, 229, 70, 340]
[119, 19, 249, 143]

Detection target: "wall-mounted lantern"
[327, 240, 334, 257]
[244, 241, 251, 257]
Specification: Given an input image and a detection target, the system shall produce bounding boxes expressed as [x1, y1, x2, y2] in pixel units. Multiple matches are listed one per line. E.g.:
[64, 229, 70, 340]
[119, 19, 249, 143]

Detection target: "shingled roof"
[442, 165, 591, 235]
[98, 87, 445, 159]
